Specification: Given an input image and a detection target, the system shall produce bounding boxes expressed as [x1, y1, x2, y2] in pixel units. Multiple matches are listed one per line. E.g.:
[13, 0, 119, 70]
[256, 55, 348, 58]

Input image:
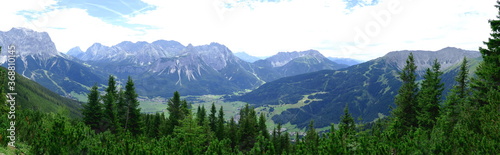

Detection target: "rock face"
[0, 28, 58, 59]
[68, 40, 346, 97]
[0, 28, 106, 97]
[69, 41, 263, 96]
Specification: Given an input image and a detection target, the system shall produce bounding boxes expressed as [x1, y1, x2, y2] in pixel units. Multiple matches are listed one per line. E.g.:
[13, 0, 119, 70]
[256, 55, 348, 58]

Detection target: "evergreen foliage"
[392, 52, 418, 134]
[2, 2, 500, 153]
[82, 84, 103, 132]
[417, 59, 443, 130]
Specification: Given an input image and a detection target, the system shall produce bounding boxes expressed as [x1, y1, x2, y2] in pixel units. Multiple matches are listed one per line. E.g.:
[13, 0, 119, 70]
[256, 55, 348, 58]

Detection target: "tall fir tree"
[471, 1, 500, 107]
[339, 104, 355, 136]
[258, 113, 270, 139]
[417, 59, 443, 129]
[123, 76, 142, 135]
[116, 89, 127, 131]
[304, 120, 319, 154]
[216, 106, 225, 140]
[227, 117, 238, 149]
[103, 75, 119, 132]
[209, 103, 217, 133]
[82, 84, 103, 132]
[196, 105, 206, 126]
[181, 99, 190, 117]
[238, 104, 258, 151]
[444, 57, 470, 124]
[392, 53, 419, 134]
[166, 91, 184, 135]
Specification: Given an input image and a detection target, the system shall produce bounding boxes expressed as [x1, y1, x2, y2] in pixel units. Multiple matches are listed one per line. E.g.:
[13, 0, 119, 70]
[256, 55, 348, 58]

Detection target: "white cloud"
[1, 0, 498, 60]
[126, 0, 497, 60]
[0, 0, 57, 31]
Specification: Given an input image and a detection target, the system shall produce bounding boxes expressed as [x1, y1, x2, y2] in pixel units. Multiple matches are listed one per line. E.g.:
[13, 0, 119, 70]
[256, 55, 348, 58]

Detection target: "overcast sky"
[0, 0, 497, 61]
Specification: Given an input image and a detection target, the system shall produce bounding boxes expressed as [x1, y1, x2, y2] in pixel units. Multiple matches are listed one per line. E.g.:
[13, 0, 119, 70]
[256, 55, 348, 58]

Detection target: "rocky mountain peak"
[0, 28, 58, 58]
[265, 50, 326, 67]
[383, 47, 481, 72]
[66, 46, 84, 57]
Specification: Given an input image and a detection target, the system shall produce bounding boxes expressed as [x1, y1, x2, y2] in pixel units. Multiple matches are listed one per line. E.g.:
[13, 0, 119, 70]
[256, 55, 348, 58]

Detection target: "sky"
[0, 0, 497, 61]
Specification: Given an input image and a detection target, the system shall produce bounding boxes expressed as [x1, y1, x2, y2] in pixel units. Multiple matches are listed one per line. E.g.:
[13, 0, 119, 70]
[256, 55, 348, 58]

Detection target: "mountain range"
[1, 28, 483, 130]
[1, 28, 349, 98]
[235, 47, 481, 128]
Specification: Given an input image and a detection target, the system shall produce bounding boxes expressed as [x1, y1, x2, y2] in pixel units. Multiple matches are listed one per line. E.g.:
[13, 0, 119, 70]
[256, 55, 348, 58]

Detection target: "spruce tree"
[238, 104, 258, 151]
[196, 105, 206, 126]
[116, 89, 127, 131]
[444, 57, 470, 123]
[216, 106, 225, 140]
[181, 99, 190, 116]
[304, 120, 319, 154]
[123, 76, 142, 135]
[83, 84, 103, 132]
[392, 52, 419, 134]
[471, 1, 500, 107]
[227, 117, 238, 149]
[209, 103, 217, 132]
[417, 59, 443, 129]
[167, 91, 182, 134]
[258, 112, 270, 139]
[103, 75, 119, 132]
[339, 104, 355, 136]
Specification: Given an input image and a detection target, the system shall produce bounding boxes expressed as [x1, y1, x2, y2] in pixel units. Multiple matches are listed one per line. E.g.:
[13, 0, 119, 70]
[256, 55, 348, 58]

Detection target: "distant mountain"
[235, 47, 481, 128]
[0, 28, 107, 97]
[66, 46, 84, 58]
[327, 57, 363, 66]
[69, 41, 346, 97]
[234, 52, 262, 62]
[70, 41, 263, 97]
[0, 28, 58, 58]
[252, 50, 348, 81]
[1, 67, 82, 118]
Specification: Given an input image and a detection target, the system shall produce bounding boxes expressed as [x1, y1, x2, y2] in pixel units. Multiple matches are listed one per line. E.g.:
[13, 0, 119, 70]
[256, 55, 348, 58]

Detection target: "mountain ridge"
[236, 48, 482, 128]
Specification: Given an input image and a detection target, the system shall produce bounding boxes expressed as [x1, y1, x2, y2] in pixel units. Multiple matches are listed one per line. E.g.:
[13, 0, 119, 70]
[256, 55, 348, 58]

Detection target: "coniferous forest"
[1, 2, 500, 155]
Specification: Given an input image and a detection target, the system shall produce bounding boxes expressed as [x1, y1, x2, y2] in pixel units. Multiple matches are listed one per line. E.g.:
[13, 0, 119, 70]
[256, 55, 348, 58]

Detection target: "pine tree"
[196, 105, 206, 126]
[83, 84, 103, 132]
[103, 75, 119, 132]
[471, 1, 500, 107]
[181, 99, 190, 117]
[304, 120, 319, 154]
[258, 113, 270, 139]
[339, 104, 355, 136]
[417, 59, 443, 129]
[238, 104, 258, 151]
[392, 52, 419, 134]
[123, 76, 142, 135]
[167, 91, 182, 134]
[116, 89, 127, 131]
[209, 103, 217, 133]
[227, 117, 238, 149]
[216, 106, 225, 140]
[444, 57, 470, 125]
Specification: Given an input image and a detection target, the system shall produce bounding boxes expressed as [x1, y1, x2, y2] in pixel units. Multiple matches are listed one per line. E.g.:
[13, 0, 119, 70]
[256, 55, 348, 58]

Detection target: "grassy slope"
[1, 67, 82, 118]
